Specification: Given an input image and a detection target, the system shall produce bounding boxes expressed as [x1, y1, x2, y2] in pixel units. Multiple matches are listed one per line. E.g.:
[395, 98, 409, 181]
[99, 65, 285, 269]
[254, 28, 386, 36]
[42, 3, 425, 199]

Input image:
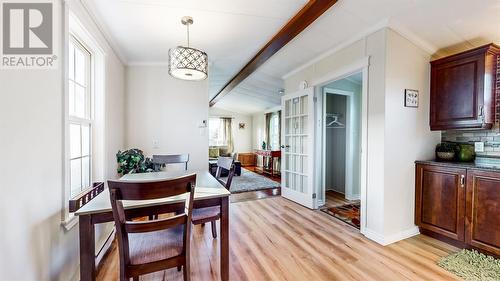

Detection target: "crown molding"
[78, 0, 128, 64]
[282, 17, 439, 80]
[387, 19, 438, 55]
[127, 61, 169, 66]
[281, 18, 389, 80]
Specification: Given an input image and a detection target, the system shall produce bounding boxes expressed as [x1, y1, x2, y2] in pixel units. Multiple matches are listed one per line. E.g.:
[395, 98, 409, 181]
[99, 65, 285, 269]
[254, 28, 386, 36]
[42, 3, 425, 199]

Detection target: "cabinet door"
[466, 170, 500, 255]
[430, 54, 485, 130]
[415, 164, 466, 241]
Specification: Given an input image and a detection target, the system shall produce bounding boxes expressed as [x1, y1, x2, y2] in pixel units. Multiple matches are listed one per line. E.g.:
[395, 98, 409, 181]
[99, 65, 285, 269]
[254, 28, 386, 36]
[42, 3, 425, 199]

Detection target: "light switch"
[474, 142, 484, 152]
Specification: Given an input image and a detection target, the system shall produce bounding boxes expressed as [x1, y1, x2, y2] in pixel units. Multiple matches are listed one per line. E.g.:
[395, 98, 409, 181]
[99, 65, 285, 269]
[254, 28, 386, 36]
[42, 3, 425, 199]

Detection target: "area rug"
[221, 168, 280, 193]
[321, 203, 360, 229]
[438, 249, 500, 281]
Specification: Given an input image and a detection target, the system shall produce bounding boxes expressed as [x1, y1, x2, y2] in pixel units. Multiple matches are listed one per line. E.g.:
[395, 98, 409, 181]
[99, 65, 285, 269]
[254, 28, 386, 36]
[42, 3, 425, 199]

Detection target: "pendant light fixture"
[168, 16, 208, 81]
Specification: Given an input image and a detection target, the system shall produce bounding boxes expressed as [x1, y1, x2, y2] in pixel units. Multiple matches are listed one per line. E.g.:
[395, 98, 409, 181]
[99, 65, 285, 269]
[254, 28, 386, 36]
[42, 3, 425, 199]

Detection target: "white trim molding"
[127, 61, 170, 66]
[387, 19, 438, 55]
[311, 56, 370, 88]
[364, 226, 420, 246]
[282, 18, 438, 80]
[312, 57, 370, 233]
[78, 0, 128, 64]
[282, 19, 387, 80]
[345, 194, 360, 201]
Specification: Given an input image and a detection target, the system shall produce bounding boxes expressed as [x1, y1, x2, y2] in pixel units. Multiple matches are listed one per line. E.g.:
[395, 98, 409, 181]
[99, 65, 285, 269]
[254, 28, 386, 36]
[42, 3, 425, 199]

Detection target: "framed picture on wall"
[404, 89, 419, 108]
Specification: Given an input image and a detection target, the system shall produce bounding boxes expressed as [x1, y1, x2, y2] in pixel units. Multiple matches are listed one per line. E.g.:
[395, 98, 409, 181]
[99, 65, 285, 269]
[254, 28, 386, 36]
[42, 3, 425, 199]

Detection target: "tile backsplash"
[442, 126, 500, 156]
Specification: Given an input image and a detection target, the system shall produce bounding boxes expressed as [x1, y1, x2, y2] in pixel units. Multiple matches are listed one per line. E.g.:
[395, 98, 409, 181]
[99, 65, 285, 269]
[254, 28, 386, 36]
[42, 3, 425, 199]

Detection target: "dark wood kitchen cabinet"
[430, 43, 500, 130]
[415, 164, 466, 241]
[466, 170, 500, 256]
[415, 162, 500, 256]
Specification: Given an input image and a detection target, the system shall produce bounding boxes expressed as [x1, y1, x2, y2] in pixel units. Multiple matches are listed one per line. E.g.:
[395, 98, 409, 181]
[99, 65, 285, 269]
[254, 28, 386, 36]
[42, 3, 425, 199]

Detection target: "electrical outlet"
[474, 142, 484, 153]
[152, 139, 160, 149]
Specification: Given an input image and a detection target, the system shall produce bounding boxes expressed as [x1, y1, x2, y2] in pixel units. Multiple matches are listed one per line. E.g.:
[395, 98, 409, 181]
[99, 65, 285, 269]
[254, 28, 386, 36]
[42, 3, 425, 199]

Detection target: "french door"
[281, 87, 315, 209]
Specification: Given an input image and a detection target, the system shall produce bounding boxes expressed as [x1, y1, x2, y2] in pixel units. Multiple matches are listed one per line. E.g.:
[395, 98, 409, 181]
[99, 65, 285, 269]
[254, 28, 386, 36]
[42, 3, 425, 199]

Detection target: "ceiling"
[250, 0, 500, 114]
[82, 0, 306, 111]
[84, 0, 500, 115]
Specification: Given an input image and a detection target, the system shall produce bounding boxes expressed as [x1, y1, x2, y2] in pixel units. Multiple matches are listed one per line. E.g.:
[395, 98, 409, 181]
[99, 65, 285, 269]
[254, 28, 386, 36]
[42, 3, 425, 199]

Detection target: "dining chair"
[192, 157, 234, 239]
[149, 154, 190, 220]
[108, 174, 196, 281]
[152, 154, 190, 171]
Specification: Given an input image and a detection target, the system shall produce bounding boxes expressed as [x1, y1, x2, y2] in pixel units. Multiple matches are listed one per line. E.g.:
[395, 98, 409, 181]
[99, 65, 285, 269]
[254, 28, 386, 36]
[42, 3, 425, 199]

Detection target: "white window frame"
[62, 10, 106, 230]
[68, 35, 93, 199]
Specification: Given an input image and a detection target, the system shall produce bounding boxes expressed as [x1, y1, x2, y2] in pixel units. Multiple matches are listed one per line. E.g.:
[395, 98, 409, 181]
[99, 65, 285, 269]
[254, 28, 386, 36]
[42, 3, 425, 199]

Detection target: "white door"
[281, 87, 315, 209]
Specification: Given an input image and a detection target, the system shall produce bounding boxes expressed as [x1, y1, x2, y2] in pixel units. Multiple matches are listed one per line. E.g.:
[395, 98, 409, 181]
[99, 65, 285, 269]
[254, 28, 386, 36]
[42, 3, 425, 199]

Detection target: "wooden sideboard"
[255, 150, 281, 177]
[238, 153, 256, 167]
[415, 161, 500, 256]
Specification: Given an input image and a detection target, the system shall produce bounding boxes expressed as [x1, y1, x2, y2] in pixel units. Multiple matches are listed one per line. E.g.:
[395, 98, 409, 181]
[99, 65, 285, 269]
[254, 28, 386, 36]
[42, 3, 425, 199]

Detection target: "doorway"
[320, 72, 362, 230]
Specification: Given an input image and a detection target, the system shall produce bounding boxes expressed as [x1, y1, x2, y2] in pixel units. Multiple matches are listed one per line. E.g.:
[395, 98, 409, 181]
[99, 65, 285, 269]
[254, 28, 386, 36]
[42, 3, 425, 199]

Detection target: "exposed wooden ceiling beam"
[209, 0, 337, 107]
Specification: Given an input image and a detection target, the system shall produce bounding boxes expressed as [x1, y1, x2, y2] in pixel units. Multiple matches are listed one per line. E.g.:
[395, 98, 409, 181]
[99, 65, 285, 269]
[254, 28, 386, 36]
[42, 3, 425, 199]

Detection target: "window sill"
[61, 215, 79, 231]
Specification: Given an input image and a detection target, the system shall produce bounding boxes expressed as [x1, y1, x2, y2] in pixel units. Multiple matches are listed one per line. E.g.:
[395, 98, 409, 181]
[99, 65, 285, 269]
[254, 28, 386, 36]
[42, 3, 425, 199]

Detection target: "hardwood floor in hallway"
[96, 196, 461, 281]
[323, 190, 360, 208]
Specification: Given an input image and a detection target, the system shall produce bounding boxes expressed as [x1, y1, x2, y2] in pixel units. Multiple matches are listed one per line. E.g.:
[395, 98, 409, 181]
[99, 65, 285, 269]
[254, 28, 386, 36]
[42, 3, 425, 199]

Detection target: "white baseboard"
[345, 193, 360, 201]
[363, 228, 387, 245]
[96, 227, 116, 265]
[317, 199, 325, 208]
[384, 226, 420, 245]
[363, 226, 420, 246]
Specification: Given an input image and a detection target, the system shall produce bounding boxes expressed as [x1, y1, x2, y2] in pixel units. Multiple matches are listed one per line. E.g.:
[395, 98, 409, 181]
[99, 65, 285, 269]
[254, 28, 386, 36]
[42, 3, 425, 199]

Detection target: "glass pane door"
[281, 88, 314, 208]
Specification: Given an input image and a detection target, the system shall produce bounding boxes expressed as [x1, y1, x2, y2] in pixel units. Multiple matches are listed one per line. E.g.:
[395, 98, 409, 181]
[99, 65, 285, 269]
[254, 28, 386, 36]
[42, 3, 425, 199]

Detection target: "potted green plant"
[116, 148, 154, 175]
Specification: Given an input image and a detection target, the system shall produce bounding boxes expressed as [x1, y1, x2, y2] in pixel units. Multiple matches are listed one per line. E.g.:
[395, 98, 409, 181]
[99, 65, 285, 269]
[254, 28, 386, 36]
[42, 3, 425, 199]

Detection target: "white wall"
[209, 107, 253, 153]
[325, 94, 347, 194]
[0, 1, 126, 280]
[284, 27, 439, 245]
[383, 29, 441, 237]
[125, 65, 209, 172]
[286, 29, 388, 238]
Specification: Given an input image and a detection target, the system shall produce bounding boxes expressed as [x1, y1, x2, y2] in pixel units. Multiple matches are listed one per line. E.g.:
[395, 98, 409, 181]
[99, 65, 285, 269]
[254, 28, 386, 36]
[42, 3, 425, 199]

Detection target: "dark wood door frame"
[209, 0, 338, 107]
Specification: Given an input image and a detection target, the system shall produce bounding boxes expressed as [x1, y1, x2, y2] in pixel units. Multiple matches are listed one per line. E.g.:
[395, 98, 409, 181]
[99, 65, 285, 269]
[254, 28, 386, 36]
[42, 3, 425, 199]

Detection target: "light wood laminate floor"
[324, 190, 360, 209]
[97, 196, 461, 281]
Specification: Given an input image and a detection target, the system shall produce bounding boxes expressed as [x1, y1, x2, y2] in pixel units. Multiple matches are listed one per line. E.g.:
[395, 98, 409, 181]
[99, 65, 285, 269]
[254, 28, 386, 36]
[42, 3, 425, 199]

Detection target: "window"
[209, 118, 227, 147]
[68, 36, 92, 198]
[269, 112, 281, 150]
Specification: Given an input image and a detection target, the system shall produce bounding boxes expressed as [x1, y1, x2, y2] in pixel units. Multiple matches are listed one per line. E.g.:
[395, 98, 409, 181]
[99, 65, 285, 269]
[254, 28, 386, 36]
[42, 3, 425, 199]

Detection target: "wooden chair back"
[108, 174, 196, 270]
[215, 157, 235, 190]
[152, 154, 190, 171]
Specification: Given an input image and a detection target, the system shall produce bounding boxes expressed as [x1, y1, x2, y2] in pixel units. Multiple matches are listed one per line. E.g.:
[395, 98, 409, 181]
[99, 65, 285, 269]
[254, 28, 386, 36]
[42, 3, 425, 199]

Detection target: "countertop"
[415, 159, 500, 172]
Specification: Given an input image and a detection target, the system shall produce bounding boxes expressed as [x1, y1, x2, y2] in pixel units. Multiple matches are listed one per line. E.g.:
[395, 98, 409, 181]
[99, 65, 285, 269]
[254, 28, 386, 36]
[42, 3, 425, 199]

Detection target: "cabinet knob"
[460, 175, 465, 188]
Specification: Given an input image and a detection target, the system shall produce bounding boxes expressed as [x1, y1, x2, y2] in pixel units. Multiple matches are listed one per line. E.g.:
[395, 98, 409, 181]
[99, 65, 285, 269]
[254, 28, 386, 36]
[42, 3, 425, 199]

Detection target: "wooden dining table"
[74, 170, 231, 281]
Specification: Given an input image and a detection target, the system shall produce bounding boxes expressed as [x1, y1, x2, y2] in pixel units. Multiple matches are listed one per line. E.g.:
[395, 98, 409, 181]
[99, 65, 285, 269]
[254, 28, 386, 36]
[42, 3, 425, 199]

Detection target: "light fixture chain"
[186, 23, 190, 47]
